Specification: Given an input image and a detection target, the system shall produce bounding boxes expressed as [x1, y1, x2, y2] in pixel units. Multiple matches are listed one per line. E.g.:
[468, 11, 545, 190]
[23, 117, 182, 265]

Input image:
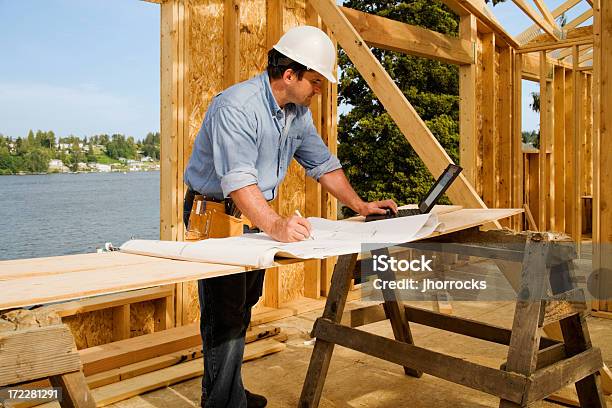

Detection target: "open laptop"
[365, 164, 463, 222]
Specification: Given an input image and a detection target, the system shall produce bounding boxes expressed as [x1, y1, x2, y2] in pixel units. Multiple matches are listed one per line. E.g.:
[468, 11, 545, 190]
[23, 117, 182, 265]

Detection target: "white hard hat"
[273, 25, 337, 84]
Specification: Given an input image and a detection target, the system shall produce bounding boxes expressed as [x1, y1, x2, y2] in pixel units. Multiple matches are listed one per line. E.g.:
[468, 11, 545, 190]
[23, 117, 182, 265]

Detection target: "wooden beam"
[499, 47, 513, 223]
[518, 35, 593, 53]
[539, 51, 551, 231]
[565, 9, 594, 31]
[460, 14, 478, 187]
[442, 0, 519, 48]
[340, 7, 473, 65]
[309, 0, 487, 210]
[512, 0, 559, 39]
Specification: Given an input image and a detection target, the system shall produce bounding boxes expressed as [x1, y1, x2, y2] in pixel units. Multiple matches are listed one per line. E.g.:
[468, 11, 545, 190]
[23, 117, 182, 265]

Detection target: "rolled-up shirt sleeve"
[209, 106, 260, 197]
[294, 111, 342, 180]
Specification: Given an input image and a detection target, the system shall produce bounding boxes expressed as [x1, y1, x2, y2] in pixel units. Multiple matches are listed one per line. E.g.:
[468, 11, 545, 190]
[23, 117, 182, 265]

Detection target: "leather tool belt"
[185, 190, 244, 241]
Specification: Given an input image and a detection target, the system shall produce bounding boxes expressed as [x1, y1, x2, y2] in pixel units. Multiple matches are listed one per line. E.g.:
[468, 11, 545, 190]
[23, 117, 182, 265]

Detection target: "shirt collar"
[261, 71, 283, 118]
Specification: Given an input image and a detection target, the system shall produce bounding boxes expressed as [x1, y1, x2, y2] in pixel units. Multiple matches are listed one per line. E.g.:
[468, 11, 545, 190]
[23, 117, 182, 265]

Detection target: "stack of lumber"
[12, 324, 286, 408]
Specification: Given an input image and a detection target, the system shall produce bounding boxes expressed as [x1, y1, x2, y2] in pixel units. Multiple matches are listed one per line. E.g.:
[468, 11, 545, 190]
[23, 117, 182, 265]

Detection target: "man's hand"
[356, 199, 398, 216]
[269, 215, 313, 242]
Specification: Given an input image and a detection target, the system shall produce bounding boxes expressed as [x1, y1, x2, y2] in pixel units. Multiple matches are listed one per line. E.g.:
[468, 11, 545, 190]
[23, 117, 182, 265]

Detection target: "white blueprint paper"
[120, 213, 441, 268]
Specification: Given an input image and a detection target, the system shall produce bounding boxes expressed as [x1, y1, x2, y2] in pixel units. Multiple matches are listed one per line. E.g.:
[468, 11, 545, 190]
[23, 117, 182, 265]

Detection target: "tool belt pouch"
[185, 195, 243, 241]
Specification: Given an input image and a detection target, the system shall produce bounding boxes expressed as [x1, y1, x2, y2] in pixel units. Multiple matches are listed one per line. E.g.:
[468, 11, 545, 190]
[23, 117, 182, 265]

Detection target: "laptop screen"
[418, 164, 462, 213]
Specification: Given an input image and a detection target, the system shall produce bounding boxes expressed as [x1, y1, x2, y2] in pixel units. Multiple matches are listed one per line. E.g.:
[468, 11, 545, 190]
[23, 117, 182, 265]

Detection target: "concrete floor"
[109, 258, 612, 408]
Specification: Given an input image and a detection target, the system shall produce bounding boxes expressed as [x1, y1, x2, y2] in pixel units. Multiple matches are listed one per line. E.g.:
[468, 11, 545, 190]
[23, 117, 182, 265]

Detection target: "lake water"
[0, 172, 160, 260]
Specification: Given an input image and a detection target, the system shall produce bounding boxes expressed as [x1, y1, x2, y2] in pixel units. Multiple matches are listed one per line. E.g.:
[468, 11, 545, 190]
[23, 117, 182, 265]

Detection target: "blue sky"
[0, 0, 160, 141]
[0, 0, 592, 140]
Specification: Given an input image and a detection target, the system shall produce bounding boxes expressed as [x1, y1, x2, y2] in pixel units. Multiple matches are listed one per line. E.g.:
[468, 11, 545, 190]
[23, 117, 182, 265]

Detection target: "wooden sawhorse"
[299, 229, 607, 407]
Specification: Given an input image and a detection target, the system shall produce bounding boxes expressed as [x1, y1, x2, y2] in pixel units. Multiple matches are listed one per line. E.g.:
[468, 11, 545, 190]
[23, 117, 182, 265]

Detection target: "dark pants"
[184, 192, 266, 408]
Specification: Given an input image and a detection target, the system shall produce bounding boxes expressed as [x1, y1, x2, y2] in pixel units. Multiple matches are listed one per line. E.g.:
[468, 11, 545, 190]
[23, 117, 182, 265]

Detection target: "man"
[184, 25, 397, 408]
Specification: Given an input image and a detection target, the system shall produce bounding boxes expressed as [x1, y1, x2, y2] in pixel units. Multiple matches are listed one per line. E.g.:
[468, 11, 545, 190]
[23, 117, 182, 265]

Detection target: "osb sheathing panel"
[130, 301, 155, 337]
[187, 0, 224, 161]
[64, 310, 113, 350]
[278, 0, 307, 303]
[240, 0, 267, 81]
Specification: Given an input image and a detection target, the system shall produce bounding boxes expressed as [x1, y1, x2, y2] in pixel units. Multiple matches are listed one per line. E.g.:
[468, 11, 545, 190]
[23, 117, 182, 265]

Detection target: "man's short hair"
[267, 48, 309, 80]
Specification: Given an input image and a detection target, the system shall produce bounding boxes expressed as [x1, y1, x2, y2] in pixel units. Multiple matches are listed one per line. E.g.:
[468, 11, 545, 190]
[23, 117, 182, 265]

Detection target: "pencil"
[294, 210, 315, 240]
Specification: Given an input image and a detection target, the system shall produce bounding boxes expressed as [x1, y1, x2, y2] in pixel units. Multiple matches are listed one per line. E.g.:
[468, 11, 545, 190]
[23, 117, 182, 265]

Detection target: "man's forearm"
[318, 169, 365, 213]
[229, 185, 280, 232]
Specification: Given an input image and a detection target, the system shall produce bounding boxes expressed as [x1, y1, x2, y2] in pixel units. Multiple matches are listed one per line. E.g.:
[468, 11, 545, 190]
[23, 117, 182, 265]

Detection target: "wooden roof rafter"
[517, 0, 583, 45]
[512, 0, 560, 39]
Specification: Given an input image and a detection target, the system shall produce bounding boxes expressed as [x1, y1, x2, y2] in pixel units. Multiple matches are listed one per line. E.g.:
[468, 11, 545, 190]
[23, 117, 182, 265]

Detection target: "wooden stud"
[304, 1, 323, 299]
[513, 53, 524, 230]
[539, 52, 549, 231]
[498, 46, 513, 228]
[309, 0, 489, 212]
[223, 0, 240, 88]
[482, 33, 496, 209]
[262, 0, 283, 308]
[564, 67, 575, 238]
[460, 14, 478, 187]
[573, 46, 583, 253]
[553, 66, 566, 233]
[593, 0, 612, 311]
[112, 305, 130, 342]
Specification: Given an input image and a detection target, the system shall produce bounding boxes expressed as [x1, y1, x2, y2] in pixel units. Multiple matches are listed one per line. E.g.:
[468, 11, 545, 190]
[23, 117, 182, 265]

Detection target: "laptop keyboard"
[364, 207, 422, 222]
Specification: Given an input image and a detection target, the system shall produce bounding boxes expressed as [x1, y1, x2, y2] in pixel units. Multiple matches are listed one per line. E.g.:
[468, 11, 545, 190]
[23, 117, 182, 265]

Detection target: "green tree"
[23, 148, 50, 173]
[338, 0, 459, 216]
[105, 134, 136, 159]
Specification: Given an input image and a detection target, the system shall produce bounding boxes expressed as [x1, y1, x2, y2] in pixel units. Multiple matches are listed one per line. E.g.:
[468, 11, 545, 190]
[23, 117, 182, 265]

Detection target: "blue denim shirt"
[184, 71, 341, 200]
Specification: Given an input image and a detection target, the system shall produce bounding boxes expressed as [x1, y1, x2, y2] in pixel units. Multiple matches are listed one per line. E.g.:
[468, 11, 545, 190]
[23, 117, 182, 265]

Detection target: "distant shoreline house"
[48, 159, 69, 173]
[90, 163, 111, 172]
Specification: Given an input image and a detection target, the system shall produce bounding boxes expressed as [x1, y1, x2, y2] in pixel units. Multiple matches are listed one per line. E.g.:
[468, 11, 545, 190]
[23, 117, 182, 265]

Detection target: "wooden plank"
[459, 14, 477, 187]
[340, 7, 473, 65]
[512, 0, 559, 39]
[309, 0, 488, 211]
[566, 9, 594, 31]
[0, 325, 82, 386]
[86, 327, 280, 389]
[79, 323, 201, 376]
[0, 256, 244, 311]
[482, 33, 496, 209]
[527, 348, 604, 403]
[313, 318, 528, 403]
[553, 66, 566, 232]
[223, 0, 240, 88]
[91, 340, 285, 407]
